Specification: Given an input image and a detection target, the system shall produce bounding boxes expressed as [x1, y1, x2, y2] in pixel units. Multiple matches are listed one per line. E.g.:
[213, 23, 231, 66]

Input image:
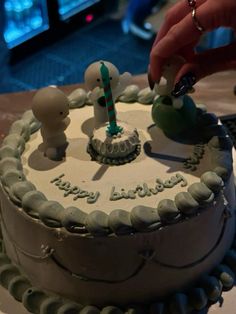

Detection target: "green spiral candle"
[100, 62, 123, 136]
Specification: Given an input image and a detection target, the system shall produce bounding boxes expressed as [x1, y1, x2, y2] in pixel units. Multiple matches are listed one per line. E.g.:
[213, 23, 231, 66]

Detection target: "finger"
[175, 42, 236, 83]
[152, 0, 206, 48]
[150, 1, 221, 82]
[177, 41, 198, 61]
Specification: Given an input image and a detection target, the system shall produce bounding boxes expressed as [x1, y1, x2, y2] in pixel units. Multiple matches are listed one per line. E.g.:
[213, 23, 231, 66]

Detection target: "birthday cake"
[0, 60, 236, 314]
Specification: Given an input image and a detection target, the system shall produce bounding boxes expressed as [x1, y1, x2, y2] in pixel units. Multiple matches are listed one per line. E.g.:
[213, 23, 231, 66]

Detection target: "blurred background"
[0, 0, 235, 94]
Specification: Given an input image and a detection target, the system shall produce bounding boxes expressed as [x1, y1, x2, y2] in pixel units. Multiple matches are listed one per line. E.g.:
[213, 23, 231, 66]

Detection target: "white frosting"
[22, 102, 212, 214]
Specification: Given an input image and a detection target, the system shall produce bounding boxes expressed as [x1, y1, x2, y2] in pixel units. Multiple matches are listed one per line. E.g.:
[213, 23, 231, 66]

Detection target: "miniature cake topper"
[84, 60, 131, 128]
[85, 61, 141, 165]
[32, 86, 70, 160]
[152, 56, 197, 137]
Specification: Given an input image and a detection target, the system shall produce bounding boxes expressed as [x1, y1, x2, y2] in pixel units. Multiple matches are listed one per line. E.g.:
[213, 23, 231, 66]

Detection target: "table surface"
[0, 71, 235, 314]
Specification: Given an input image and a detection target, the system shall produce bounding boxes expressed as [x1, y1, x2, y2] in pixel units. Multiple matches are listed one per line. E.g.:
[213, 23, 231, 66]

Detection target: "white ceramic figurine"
[84, 61, 131, 128]
[155, 56, 186, 109]
[32, 86, 70, 160]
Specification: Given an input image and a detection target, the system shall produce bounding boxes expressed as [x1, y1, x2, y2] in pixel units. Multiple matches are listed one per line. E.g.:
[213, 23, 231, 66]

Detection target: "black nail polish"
[148, 66, 155, 90]
[171, 72, 196, 98]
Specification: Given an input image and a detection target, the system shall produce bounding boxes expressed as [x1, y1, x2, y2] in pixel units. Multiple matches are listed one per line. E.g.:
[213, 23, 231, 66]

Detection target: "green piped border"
[0, 227, 236, 314]
[0, 97, 234, 237]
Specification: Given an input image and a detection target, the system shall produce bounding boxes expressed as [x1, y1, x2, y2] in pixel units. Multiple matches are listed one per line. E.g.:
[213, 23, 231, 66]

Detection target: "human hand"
[149, 0, 236, 96]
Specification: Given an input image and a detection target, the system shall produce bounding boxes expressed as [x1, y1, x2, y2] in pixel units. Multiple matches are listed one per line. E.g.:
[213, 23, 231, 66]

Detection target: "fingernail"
[148, 65, 155, 90]
[171, 72, 196, 98]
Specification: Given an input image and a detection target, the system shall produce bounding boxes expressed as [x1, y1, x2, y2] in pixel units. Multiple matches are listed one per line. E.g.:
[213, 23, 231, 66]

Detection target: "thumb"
[175, 42, 236, 84]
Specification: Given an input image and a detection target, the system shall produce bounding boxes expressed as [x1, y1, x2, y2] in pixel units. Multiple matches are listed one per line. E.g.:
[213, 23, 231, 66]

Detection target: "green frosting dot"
[213, 264, 235, 290]
[8, 275, 31, 302]
[39, 201, 64, 228]
[200, 276, 222, 302]
[100, 306, 123, 314]
[125, 306, 147, 314]
[22, 190, 47, 219]
[130, 205, 161, 231]
[80, 305, 100, 314]
[61, 207, 88, 234]
[0, 264, 20, 288]
[108, 209, 133, 235]
[22, 287, 47, 313]
[174, 192, 199, 215]
[57, 302, 82, 314]
[157, 199, 181, 223]
[85, 210, 109, 236]
[40, 296, 64, 314]
[0, 145, 20, 160]
[187, 182, 214, 205]
[200, 171, 223, 193]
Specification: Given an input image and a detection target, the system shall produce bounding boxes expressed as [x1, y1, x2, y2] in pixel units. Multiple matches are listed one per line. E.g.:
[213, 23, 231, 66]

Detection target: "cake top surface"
[21, 101, 211, 214]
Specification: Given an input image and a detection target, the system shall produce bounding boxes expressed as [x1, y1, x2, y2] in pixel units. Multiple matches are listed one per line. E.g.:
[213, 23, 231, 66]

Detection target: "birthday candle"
[100, 62, 122, 136]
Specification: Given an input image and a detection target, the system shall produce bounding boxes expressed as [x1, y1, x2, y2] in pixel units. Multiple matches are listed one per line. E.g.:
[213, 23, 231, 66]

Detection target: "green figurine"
[152, 94, 197, 136]
[152, 56, 197, 136]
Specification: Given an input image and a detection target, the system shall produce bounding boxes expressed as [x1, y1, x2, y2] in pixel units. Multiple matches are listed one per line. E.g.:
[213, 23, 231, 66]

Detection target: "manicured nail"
[171, 72, 196, 98]
[148, 66, 155, 90]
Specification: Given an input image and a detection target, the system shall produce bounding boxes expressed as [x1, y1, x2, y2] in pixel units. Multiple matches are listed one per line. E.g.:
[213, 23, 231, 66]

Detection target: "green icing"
[57, 302, 82, 314]
[0, 264, 20, 288]
[152, 95, 197, 136]
[0, 157, 23, 175]
[1, 170, 26, 191]
[157, 199, 181, 223]
[61, 207, 88, 234]
[110, 174, 187, 201]
[80, 306, 100, 314]
[8, 275, 31, 302]
[0, 145, 20, 160]
[200, 276, 222, 302]
[183, 144, 205, 171]
[174, 192, 199, 215]
[100, 306, 123, 314]
[22, 191, 48, 219]
[39, 201, 64, 228]
[40, 296, 63, 314]
[200, 171, 224, 194]
[130, 206, 161, 231]
[187, 182, 214, 205]
[2, 134, 25, 154]
[188, 288, 207, 311]
[85, 211, 109, 236]
[213, 265, 235, 290]
[9, 119, 31, 141]
[22, 287, 47, 313]
[108, 209, 133, 235]
[51, 174, 100, 204]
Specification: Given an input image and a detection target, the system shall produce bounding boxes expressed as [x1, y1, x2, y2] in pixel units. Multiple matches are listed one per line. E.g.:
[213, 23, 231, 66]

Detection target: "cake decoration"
[32, 86, 70, 161]
[151, 56, 197, 137]
[0, 62, 235, 314]
[84, 60, 131, 129]
[99, 61, 123, 136]
[85, 61, 141, 165]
